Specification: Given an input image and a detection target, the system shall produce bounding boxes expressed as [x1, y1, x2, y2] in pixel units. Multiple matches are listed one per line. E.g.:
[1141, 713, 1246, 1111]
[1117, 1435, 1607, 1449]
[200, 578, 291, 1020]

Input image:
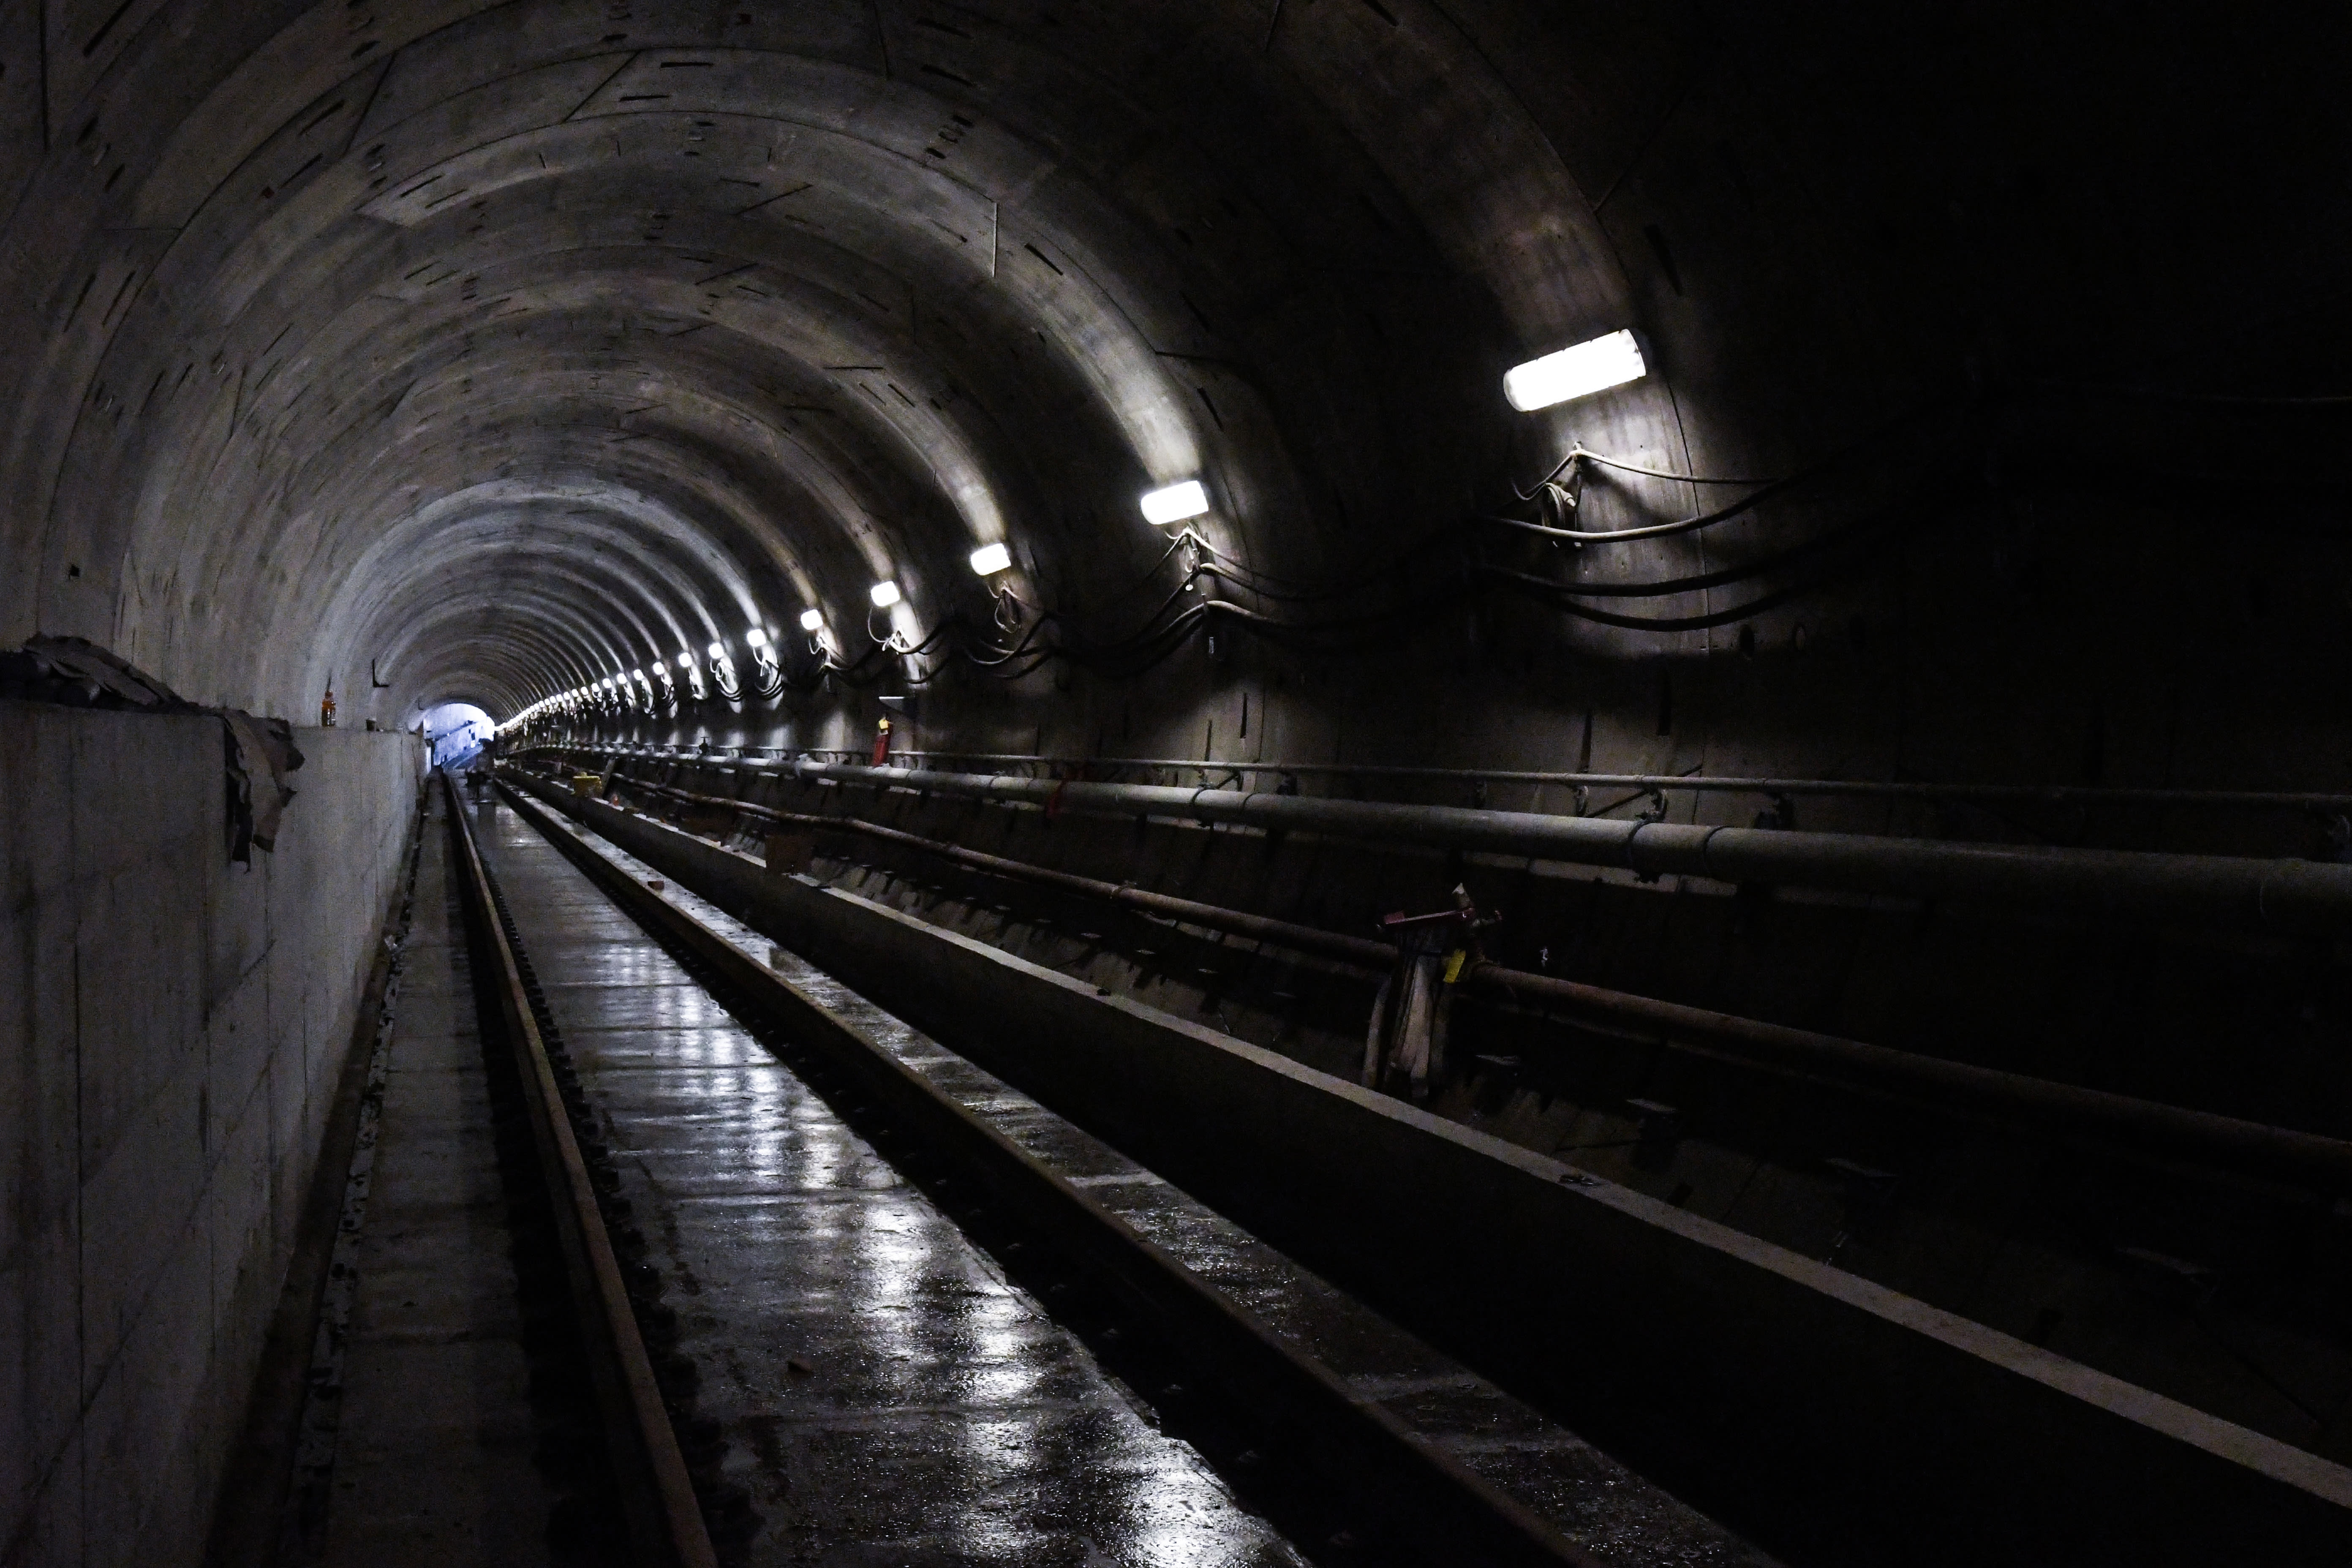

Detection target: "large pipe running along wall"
[754, 751, 2352, 815]
[547, 749, 2352, 933]
[538, 758, 2352, 1194]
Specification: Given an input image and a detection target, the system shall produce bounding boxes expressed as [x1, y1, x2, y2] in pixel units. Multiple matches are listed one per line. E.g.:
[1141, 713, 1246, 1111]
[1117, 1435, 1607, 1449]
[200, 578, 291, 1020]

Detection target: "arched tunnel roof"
[1, 3, 2344, 727]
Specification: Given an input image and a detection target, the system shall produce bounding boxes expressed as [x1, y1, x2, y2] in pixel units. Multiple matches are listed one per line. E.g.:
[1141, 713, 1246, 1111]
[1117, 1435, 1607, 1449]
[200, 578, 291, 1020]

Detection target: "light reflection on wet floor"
[482, 806, 1310, 1568]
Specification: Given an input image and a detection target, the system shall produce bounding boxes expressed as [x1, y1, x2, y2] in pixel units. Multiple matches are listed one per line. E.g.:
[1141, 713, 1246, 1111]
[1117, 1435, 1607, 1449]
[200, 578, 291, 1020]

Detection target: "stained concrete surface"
[314, 790, 561, 1565]
[0, 708, 419, 1568]
[481, 794, 1776, 1565]
[476, 797, 1312, 1567]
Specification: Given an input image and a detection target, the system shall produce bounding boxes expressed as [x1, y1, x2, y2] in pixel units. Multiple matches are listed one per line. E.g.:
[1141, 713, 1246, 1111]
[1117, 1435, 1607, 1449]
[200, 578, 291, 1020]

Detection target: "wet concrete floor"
[479, 788, 1780, 1568]
[314, 791, 565, 1566]
[475, 795, 1311, 1566]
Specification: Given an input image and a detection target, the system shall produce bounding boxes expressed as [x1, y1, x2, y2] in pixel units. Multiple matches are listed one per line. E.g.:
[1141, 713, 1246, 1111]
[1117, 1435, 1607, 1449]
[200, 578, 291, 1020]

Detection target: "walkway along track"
[443, 773, 719, 1568]
[464, 777, 1653, 1566]
[498, 761, 2352, 1568]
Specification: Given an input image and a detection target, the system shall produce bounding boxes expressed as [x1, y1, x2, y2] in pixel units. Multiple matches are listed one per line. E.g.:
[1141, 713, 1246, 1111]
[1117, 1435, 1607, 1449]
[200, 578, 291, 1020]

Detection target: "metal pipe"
[546, 745, 2352, 929]
[605, 771, 1393, 969]
[691, 746, 2352, 816]
[563, 765, 2352, 1192]
[665, 756, 2352, 934]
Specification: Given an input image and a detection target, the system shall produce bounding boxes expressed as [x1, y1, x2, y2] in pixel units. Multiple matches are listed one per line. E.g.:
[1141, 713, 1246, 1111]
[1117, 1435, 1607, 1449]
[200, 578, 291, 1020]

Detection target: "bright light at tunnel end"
[869, 580, 903, 608]
[1140, 479, 1209, 526]
[1503, 329, 1647, 412]
[969, 542, 1012, 577]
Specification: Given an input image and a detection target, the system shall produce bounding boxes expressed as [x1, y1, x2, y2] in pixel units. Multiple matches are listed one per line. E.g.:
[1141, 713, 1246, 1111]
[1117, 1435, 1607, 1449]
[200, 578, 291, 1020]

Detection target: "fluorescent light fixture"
[1140, 479, 1209, 525]
[745, 627, 768, 648]
[799, 607, 825, 632]
[869, 579, 902, 608]
[706, 640, 725, 660]
[1503, 329, 1647, 411]
[678, 651, 694, 668]
[969, 542, 1012, 576]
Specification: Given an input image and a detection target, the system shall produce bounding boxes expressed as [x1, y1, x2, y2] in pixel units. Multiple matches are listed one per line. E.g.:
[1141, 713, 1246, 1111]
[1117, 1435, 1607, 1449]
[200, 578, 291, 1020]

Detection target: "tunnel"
[6, 3, 2352, 1564]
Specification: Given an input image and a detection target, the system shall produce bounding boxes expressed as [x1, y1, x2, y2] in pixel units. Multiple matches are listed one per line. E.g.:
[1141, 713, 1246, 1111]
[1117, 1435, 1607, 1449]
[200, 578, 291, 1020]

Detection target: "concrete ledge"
[509, 770, 2352, 1568]
[1, 710, 422, 1568]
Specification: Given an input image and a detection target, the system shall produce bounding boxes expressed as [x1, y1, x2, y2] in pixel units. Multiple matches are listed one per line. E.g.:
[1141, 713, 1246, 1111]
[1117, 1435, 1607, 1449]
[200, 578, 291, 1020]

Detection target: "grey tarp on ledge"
[2, 634, 305, 861]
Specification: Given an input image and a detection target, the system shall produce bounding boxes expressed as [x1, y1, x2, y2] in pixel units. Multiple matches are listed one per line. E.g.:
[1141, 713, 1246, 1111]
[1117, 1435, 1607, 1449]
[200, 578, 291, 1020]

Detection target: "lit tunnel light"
[678, 651, 694, 667]
[870, 580, 903, 608]
[800, 607, 825, 632]
[969, 542, 1012, 576]
[746, 627, 768, 648]
[1503, 329, 1647, 411]
[1140, 479, 1209, 525]
[707, 640, 726, 660]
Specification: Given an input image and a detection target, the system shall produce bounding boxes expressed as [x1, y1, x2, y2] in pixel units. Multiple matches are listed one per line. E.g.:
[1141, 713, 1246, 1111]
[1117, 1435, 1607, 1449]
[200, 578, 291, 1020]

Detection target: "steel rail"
[535, 745, 2352, 934]
[495, 774, 1602, 1568]
[504, 770, 2352, 1567]
[601, 771, 1391, 969]
[558, 765, 2352, 1194]
[442, 773, 717, 1568]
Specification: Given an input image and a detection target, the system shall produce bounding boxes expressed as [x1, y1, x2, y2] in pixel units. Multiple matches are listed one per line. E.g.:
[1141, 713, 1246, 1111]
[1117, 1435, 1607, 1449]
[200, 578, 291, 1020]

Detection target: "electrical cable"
[1500, 394, 1955, 540]
[528, 403, 1961, 725]
[1509, 447, 1773, 500]
[1483, 543, 1900, 632]
[1484, 511, 1904, 599]
[1568, 449, 1782, 485]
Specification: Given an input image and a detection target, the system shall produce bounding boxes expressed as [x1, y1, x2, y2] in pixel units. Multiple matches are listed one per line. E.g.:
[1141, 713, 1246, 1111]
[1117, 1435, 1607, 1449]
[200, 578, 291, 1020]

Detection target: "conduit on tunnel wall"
[2, 4, 2351, 811]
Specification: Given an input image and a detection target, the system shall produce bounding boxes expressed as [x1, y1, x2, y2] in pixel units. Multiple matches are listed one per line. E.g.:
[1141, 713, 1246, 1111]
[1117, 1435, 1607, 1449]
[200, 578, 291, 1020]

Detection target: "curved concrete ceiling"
[2, 2, 2343, 729]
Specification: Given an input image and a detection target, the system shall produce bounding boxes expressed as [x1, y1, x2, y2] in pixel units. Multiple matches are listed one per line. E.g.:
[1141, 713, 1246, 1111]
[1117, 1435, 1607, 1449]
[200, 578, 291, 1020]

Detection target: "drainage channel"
[472, 774, 1779, 1567]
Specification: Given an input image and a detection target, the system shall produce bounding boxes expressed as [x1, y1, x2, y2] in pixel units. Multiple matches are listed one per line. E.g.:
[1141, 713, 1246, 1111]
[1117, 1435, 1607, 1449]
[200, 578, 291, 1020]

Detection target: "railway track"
[445, 776, 720, 1568]
[436, 769, 1776, 1566]
[482, 756, 2352, 1568]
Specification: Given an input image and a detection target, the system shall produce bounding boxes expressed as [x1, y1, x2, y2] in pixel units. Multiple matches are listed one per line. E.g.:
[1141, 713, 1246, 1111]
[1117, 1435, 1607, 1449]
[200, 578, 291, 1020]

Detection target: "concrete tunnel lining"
[9, 3, 2352, 1565]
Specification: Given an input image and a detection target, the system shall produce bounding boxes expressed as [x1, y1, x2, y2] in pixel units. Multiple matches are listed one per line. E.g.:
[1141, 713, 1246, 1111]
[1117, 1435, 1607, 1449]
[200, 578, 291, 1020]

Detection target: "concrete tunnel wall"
[0, 0, 2345, 805]
[0, 708, 420, 1566]
[0, 2, 2349, 1561]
